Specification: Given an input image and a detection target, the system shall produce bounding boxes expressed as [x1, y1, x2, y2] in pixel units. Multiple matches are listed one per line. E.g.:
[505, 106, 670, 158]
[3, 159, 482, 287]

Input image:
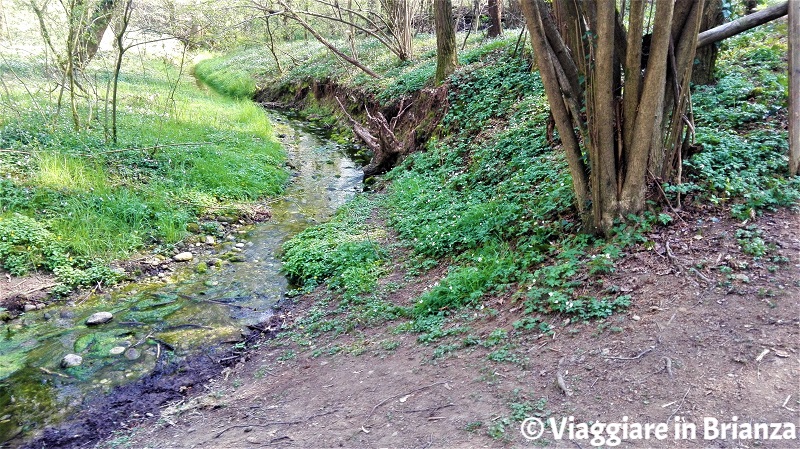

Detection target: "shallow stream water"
[0, 111, 363, 444]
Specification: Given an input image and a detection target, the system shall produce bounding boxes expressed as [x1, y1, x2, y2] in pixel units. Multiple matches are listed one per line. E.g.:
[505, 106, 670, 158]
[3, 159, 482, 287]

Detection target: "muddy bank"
[19, 313, 288, 449]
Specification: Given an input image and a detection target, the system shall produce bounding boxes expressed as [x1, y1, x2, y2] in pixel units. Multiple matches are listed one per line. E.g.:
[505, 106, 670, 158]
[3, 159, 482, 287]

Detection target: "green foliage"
[0, 213, 123, 289]
[0, 213, 63, 275]
[193, 56, 257, 99]
[687, 25, 798, 219]
[282, 196, 387, 294]
[736, 226, 769, 258]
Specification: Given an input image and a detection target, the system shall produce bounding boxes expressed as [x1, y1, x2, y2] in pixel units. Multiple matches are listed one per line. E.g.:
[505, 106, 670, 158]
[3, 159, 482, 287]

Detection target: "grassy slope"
[0, 52, 287, 292]
[194, 24, 798, 346]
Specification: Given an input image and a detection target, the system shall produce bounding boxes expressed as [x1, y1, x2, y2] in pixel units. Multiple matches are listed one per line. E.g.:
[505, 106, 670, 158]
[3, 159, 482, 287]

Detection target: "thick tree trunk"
[790, 0, 799, 176]
[75, 0, 116, 68]
[434, 0, 457, 83]
[692, 0, 723, 85]
[520, 0, 589, 213]
[487, 0, 502, 38]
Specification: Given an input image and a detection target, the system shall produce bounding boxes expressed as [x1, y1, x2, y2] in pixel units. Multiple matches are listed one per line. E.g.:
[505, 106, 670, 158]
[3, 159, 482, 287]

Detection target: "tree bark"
[696, 1, 788, 48]
[618, 0, 674, 217]
[488, 0, 502, 37]
[384, 0, 413, 60]
[790, 0, 799, 175]
[692, 0, 723, 85]
[75, 0, 116, 68]
[521, 0, 589, 213]
[434, 0, 457, 83]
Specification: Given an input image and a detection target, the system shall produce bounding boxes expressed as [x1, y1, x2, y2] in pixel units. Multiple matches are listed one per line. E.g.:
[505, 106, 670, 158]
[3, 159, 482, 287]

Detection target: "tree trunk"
[692, 0, 723, 85]
[488, 0, 502, 37]
[790, 0, 799, 175]
[521, 0, 704, 234]
[384, 0, 414, 60]
[434, 0, 457, 83]
[75, 0, 116, 68]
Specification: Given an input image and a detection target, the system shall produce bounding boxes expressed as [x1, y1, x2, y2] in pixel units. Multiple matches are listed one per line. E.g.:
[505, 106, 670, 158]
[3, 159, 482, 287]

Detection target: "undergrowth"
[0, 52, 287, 291]
[682, 25, 799, 220]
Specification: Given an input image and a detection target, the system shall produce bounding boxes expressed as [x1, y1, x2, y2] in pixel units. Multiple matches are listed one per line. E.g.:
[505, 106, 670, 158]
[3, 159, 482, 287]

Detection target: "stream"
[0, 111, 363, 445]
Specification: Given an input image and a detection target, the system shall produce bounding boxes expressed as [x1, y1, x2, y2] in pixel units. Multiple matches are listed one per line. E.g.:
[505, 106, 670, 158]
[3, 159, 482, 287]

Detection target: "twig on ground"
[663, 357, 674, 377]
[214, 410, 337, 438]
[39, 366, 70, 378]
[556, 357, 572, 396]
[666, 388, 691, 423]
[603, 346, 655, 361]
[22, 283, 58, 297]
[782, 395, 797, 412]
[398, 403, 455, 414]
[364, 381, 448, 424]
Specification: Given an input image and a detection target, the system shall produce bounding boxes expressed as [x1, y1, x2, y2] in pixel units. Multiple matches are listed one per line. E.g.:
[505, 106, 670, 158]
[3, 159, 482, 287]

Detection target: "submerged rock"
[124, 348, 140, 360]
[61, 354, 83, 368]
[86, 311, 113, 325]
[109, 346, 126, 355]
[173, 252, 193, 262]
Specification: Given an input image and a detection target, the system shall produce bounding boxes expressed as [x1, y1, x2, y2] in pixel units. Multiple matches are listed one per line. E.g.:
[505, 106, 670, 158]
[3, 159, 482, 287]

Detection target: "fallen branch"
[697, 2, 788, 48]
[215, 410, 338, 438]
[663, 357, 674, 377]
[556, 357, 572, 396]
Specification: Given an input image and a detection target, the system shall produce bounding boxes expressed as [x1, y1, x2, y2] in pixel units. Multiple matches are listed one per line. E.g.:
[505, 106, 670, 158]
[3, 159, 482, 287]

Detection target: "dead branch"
[364, 380, 448, 424]
[603, 346, 655, 361]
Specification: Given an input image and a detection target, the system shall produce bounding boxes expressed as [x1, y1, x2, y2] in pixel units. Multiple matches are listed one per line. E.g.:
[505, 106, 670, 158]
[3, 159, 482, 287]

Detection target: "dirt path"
[92, 209, 799, 449]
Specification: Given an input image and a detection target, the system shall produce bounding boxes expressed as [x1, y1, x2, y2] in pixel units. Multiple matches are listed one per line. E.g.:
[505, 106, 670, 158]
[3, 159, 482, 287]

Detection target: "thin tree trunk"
[111, 0, 133, 144]
[589, 1, 618, 230]
[520, 0, 589, 213]
[790, 0, 799, 175]
[264, 13, 283, 74]
[434, 0, 457, 83]
[620, 0, 674, 216]
[622, 0, 644, 153]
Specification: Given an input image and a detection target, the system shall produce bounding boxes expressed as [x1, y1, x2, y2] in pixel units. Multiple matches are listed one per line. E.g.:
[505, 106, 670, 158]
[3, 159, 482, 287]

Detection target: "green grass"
[0, 50, 287, 291]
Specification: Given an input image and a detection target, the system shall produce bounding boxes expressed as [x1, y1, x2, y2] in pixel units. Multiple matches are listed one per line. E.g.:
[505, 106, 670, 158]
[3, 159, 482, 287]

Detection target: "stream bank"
[2, 111, 363, 449]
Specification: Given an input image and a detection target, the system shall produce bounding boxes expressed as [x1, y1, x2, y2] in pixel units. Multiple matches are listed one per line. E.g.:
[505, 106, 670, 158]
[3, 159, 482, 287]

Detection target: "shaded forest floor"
[103, 208, 799, 449]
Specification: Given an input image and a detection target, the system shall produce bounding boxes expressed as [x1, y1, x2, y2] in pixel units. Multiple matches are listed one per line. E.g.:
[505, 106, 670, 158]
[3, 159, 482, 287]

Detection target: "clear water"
[0, 111, 363, 444]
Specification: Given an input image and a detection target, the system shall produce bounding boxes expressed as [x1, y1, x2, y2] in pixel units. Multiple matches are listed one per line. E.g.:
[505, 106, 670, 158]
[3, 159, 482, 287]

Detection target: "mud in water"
[20, 313, 286, 449]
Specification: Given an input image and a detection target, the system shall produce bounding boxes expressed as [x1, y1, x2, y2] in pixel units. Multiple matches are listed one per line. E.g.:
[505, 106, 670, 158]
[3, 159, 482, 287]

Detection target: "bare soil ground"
[0, 271, 56, 316]
[98, 209, 799, 449]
